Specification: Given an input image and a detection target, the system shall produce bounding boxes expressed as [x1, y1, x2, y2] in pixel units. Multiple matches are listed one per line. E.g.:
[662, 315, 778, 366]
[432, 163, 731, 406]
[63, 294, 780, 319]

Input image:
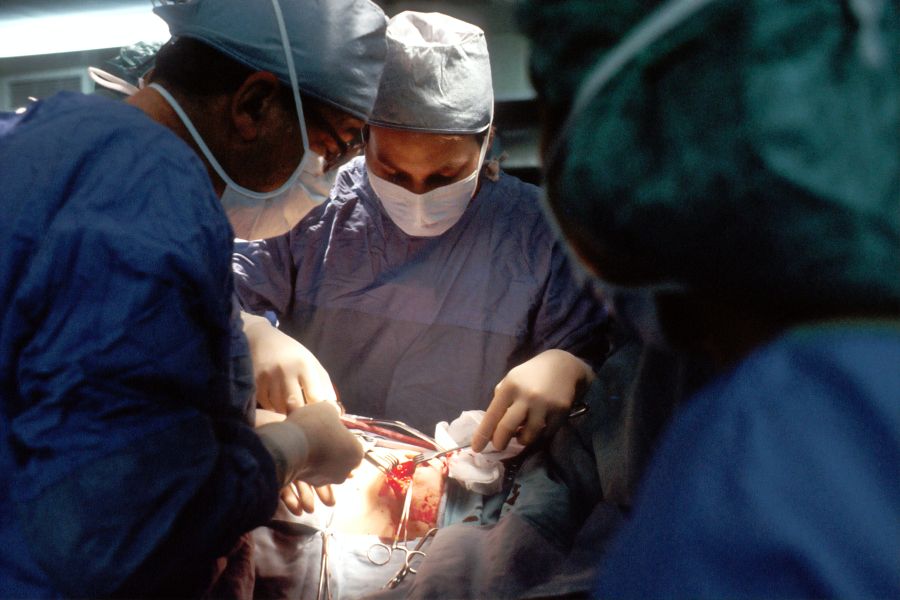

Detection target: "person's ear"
[231, 71, 283, 142]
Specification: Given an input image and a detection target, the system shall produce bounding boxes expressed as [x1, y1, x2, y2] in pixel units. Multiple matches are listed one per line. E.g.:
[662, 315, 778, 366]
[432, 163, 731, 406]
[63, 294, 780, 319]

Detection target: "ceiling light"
[0, 6, 169, 58]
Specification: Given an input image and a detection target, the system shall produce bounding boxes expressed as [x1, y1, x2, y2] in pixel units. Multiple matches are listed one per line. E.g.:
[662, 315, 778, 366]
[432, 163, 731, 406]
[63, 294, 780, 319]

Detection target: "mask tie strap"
[88, 67, 140, 96]
[148, 82, 244, 193]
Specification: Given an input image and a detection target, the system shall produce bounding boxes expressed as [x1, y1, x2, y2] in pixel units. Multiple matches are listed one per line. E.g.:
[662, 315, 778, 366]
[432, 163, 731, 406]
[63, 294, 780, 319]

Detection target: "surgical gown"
[597, 323, 900, 598]
[0, 92, 278, 597]
[234, 157, 609, 431]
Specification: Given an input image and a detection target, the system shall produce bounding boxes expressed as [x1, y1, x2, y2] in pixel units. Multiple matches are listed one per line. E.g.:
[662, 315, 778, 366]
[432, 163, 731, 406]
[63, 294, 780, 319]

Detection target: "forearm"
[241, 309, 274, 343]
[255, 420, 310, 487]
[16, 415, 280, 597]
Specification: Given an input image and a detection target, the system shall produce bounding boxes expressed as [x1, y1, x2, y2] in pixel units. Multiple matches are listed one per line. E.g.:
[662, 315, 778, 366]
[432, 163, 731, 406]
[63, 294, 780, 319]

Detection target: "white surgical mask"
[368, 130, 491, 237]
[220, 152, 337, 240]
[148, 0, 333, 240]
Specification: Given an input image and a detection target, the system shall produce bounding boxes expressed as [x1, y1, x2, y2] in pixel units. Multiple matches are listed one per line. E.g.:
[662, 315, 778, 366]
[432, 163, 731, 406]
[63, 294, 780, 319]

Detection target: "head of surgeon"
[131, 0, 387, 240]
[363, 11, 494, 237]
[519, 0, 900, 366]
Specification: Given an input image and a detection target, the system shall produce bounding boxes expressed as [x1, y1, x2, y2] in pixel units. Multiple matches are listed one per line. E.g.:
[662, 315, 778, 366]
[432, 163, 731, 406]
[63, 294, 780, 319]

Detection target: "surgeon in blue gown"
[0, 0, 388, 596]
[515, 0, 900, 597]
[233, 11, 610, 446]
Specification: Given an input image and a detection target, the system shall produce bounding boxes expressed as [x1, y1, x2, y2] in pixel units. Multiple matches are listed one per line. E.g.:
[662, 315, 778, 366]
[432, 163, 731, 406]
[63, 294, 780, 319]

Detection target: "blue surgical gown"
[0, 92, 278, 597]
[234, 157, 609, 431]
[597, 322, 900, 598]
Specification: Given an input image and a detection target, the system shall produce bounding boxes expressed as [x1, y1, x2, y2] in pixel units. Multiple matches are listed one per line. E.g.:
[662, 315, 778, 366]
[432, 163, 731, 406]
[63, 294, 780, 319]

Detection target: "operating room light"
[0, 7, 169, 59]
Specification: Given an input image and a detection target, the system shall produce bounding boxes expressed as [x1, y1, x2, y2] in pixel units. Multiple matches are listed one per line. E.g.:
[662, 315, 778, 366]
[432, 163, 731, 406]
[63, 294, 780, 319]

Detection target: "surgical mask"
[149, 0, 334, 240]
[220, 152, 336, 240]
[368, 130, 491, 237]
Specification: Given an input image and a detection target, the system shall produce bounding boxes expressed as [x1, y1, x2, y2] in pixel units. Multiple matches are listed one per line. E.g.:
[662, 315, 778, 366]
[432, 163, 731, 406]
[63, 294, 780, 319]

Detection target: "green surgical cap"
[519, 0, 900, 317]
[106, 41, 161, 87]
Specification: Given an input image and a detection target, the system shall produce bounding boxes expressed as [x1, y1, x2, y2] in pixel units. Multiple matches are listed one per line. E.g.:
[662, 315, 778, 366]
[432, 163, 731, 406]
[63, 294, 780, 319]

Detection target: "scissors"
[366, 481, 438, 589]
[368, 477, 440, 588]
[366, 481, 418, 566]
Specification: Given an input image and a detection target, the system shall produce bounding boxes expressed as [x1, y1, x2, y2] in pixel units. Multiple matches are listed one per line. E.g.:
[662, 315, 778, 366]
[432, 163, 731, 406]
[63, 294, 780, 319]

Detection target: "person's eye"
[378, 167, 405, 183]
[426, 174, 455, 187]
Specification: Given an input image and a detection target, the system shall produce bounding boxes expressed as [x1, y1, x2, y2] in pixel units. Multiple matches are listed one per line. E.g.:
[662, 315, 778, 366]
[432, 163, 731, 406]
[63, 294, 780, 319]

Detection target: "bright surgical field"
[329, 448, 447, 540]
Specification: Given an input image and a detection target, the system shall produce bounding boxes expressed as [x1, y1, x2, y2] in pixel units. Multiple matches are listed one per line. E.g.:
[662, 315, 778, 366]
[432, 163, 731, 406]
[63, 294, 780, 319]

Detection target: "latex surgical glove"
[282, 478, 337, 515]
[256, 402, 363, 489]
[242, 311, 338, 413]
[472, 349, 595, 452]
[255, 408, 341, 514]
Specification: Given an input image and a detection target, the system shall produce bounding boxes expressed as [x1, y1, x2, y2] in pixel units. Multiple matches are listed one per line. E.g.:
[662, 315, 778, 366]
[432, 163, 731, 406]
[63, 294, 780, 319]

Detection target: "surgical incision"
[328, 448, 447, 540]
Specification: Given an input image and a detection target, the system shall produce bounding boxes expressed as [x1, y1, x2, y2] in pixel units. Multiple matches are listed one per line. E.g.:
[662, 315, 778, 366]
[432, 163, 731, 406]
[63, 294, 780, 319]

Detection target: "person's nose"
[403, 179, 433, 195]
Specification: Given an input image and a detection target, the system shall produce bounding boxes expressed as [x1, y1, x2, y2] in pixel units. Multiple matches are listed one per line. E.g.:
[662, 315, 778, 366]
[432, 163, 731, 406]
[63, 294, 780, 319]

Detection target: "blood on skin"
[376, 457, 446, 535]
[385, 460, 417, 497]
[330, 450, 447, 540]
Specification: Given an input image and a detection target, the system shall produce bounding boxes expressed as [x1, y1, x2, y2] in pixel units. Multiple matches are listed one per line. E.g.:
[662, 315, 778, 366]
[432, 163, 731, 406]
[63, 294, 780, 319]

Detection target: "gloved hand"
[256, 408, 337, 514]
[256, 402, 363, 491]
[281, 479, 336, 515]
[242, 311, 338, 413]
[472, 349, 595, 452]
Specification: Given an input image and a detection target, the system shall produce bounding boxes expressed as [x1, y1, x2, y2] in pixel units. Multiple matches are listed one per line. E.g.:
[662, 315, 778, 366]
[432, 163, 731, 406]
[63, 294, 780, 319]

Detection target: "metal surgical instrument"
[367, 481, 438, 589]
[343, 414, 441, 449]
[367, 483, 417, 566]
[407, 444, 472, 467]
[364, 449, 400, 475]
[384, 527, 438, 589]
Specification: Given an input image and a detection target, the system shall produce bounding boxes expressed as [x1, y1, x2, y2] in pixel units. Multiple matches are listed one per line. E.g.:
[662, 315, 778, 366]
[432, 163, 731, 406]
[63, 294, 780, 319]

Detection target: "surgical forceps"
[366, 483, 417, 566]
[396, 400, 591, 469]
[364, 449, 400, 475]
[366, 482, 437, 588]
[402, 443, 472, 468]
[366, 482, 438, 588]
[342, 414, 440, 449]
[350, 429, 404, 476]
[384, 527, 438, 589]
[347, 417, 440, 476]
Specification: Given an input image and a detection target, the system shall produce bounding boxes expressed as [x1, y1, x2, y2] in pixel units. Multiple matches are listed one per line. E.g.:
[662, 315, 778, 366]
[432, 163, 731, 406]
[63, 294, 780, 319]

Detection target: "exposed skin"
[365, 124, 485, 195]
[366, 124, 596, 453]
[127, 70, 365, 510]
[473, 349, 595, 453]
[128, 71, 364, 195]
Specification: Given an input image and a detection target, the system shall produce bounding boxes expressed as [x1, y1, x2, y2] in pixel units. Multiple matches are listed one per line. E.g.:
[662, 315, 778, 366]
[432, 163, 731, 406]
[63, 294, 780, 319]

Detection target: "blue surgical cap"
[369, 11, 493, 133]
[153, 0, 388, 120]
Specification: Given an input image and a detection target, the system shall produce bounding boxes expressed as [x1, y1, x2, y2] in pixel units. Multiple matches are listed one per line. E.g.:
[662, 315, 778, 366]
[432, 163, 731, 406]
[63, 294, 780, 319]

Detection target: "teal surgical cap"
[519, 0, 900, 317]
[153, 0, 388, 119]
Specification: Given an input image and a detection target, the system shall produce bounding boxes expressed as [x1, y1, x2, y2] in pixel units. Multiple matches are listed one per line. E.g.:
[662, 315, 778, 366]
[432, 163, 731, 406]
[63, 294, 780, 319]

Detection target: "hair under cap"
[369, 11, 493, 133]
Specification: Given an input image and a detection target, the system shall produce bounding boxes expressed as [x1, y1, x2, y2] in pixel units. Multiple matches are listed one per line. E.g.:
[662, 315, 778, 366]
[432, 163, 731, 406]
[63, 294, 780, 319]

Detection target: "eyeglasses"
[303, 103, 365, 172]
